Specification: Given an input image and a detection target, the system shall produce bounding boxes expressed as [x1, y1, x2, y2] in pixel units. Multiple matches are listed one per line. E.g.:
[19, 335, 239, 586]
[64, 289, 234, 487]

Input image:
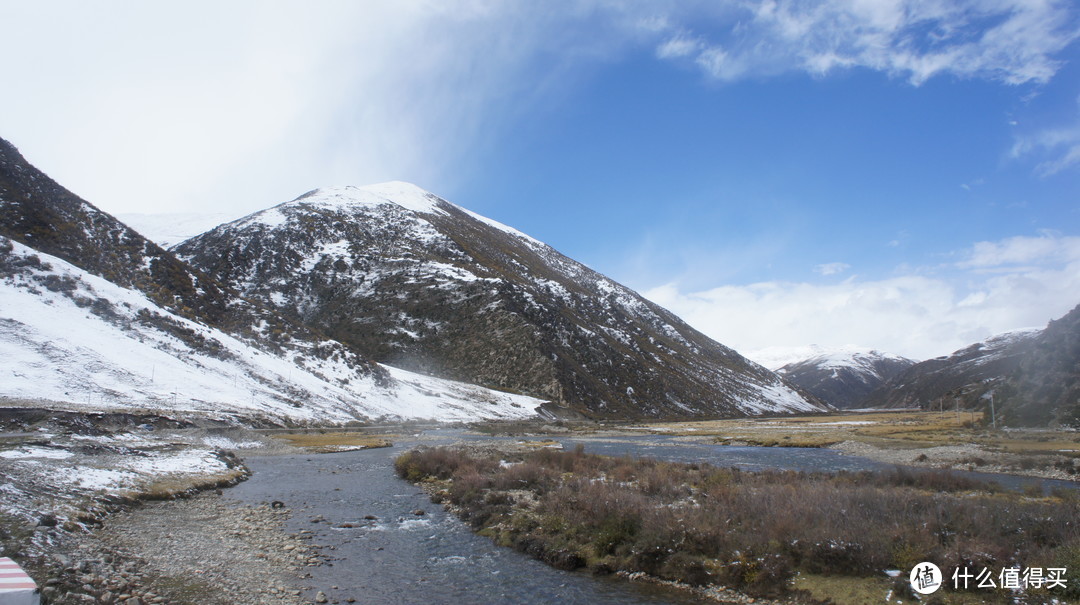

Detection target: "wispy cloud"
[644, 233, 1080, 360]
[650, 0, 1080, 85]
[1011, 99, 1080, 176]
[2, 1, 1077, 218]
[655, 31, 702, 60]
[0, 2, 630, 215]
[956, 233, 1080, 270]
[814, 262, 851, 276]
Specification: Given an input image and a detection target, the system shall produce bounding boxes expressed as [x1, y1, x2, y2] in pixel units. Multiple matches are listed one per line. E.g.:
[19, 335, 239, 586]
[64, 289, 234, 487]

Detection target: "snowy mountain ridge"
[0, 236, 542, 423]
[1, 134, 824, 422]
[177, 183, 826, 418]
[771, 347, 917, 409]
[754, 344, 913, 372]
[863, 328, 1043, 410]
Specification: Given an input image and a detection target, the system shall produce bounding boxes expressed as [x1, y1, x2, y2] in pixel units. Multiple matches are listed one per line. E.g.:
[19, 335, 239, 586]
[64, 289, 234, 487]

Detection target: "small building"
[0, 557, 38, 605]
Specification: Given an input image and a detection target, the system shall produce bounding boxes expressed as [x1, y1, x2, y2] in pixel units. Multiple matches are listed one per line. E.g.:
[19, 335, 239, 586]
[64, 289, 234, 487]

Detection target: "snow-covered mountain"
[774, 347, 917, 409]
[176, 183, 827, 419]
[863, 329, 1042, 410]
[0, 137, 821, 421]
[0, 236, 541, 423]
[0, 234, 540, 423]
[0, 137, 541, 423]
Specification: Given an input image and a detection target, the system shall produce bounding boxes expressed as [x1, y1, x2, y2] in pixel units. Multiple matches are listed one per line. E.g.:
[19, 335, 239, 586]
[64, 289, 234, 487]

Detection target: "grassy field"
[630, 410, 1080, 455]
[271, 432, 393, 453]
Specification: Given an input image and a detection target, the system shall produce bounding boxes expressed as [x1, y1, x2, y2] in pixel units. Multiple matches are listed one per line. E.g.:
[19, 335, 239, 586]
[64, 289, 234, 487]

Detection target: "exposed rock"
[177, 183, 826, 419]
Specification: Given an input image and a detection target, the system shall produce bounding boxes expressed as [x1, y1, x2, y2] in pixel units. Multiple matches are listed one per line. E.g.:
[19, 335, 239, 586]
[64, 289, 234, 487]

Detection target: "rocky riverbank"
[22, 481, 340, 605]
[0, 410, 348, 605]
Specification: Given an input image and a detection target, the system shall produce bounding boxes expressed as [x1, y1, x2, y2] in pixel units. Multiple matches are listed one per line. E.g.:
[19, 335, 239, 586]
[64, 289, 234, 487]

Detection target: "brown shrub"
[395, 446, 1080, 598]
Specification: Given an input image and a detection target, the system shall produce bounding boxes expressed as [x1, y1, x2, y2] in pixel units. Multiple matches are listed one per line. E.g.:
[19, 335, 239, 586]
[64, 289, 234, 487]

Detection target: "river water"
[225, 430, 1079, 605]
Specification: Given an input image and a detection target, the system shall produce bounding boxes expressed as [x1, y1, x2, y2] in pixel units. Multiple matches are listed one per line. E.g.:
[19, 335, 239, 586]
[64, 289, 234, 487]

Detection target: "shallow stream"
[226, 431, 1079, 604]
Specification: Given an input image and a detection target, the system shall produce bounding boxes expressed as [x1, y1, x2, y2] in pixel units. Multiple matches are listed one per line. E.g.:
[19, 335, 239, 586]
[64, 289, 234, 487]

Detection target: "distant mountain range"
[853, 316, 1080, 427]
[774, 348, 917, 409]
[0, 136, 825, 423]
[862, 329, 1041, 411]
[756, 315, 1080, 427]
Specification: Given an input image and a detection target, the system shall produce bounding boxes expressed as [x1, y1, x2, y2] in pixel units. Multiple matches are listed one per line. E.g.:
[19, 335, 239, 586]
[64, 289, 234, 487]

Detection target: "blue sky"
[1, 1, 1078, 362]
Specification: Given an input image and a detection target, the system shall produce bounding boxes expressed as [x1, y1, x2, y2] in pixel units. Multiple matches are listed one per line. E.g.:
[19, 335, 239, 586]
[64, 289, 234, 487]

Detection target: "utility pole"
[989, 392, 997, 430]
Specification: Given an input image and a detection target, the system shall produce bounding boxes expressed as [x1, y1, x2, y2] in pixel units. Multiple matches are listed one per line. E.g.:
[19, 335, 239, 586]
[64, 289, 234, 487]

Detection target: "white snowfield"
[0, 238, 543, 423]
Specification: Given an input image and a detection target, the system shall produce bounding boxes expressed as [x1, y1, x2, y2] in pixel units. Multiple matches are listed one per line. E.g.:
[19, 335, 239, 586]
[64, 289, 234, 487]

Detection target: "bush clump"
[396, 446, 1080, 599]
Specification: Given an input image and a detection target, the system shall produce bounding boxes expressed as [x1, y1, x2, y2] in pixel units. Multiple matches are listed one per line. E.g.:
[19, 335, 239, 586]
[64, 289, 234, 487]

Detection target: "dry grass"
[271, 432, 393, 453]
[139, 468, 248, 501]
[633, 411, 1080, 455]
[396, 445, 1080, 602]
[793, 574, 903, 604]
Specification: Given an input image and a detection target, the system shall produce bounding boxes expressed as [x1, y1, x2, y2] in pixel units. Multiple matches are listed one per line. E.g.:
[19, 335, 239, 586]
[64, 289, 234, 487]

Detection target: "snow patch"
[0, 239, 544, 423]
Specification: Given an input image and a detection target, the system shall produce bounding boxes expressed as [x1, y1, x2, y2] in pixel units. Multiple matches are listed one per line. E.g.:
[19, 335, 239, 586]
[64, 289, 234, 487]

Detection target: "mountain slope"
[775, 348, 917, 409]
[176, 183, 826, 419]
[0, 235, 542, 423]
[0, 137, 363, 357]
[862, 329, 1041, 410]
[0, 136, 543, 423]
[0, 137, 232, 324]
[994, 303, 1080, 427]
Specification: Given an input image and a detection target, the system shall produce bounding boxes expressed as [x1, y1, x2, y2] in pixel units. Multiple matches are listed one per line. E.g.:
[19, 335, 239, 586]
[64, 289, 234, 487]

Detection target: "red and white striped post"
[0, 557, 38, 605]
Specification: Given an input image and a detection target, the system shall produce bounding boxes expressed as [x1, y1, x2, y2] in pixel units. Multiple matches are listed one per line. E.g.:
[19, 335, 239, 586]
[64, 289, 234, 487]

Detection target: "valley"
[2, 412, 1078, 604]
[1, 133, 1077, 604]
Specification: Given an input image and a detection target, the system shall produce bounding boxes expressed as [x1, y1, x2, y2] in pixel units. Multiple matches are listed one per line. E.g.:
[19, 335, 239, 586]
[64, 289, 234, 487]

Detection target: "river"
[225, 430, 1079, 604]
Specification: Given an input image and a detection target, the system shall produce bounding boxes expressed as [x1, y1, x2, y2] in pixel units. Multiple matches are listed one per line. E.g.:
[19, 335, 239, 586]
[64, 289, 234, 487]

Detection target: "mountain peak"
[773, 347, 918, 409]
[299, 182, 446, 214]
[175, 183, 826, 419]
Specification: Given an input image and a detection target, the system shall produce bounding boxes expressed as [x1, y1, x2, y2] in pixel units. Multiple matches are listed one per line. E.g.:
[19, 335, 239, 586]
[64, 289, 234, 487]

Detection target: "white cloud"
[0, 2, 625, 216]
[644, 233, 1080, 361]
[651, 0, 1080, 85]
[1011, 109, 1080, 176]
[814, 262, 851, 276]
[957, 233, 1080, 270]
[1, 0, 1076, 220]
[656, 32, 702, 59]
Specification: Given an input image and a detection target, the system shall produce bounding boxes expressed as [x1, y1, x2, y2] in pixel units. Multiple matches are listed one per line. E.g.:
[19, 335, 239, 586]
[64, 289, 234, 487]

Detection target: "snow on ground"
[0, 429, 239, 525]
[0, 238, 543, 424]
[741, 378, 831, 414]
[0, 446, 73, 460]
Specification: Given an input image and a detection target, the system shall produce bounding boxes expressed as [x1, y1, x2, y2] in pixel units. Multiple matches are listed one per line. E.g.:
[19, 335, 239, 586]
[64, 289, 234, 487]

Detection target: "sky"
[1, 0, 1078, 364]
